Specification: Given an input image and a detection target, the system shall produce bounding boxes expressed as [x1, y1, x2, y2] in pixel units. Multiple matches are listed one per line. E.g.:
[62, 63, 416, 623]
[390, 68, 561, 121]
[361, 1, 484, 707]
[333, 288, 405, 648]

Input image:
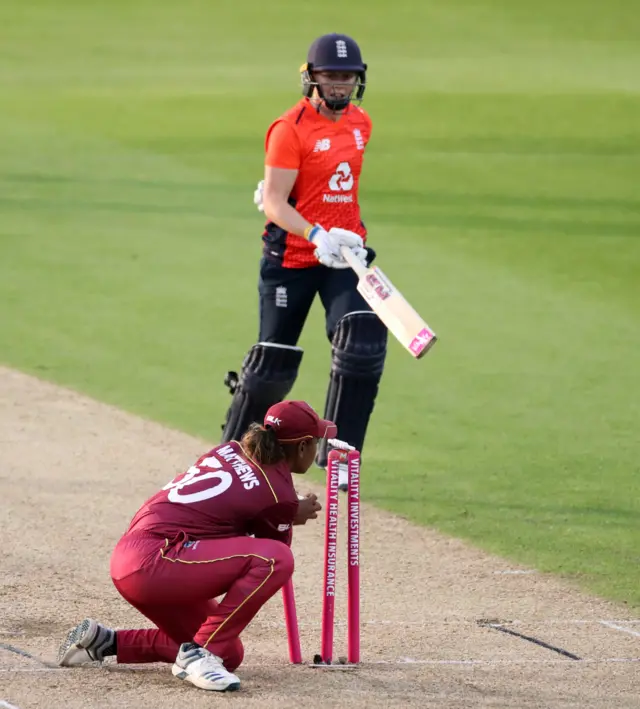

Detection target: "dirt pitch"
[1, 366, 638, 708]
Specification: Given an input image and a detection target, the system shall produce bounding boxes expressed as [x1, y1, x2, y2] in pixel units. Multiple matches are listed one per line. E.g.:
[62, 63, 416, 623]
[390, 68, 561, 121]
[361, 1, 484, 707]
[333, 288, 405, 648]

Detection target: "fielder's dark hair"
[241, 423, 296, 465]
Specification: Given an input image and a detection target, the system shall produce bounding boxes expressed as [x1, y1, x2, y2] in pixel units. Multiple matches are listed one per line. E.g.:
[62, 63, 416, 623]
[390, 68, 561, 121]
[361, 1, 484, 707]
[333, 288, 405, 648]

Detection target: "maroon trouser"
[110, 531, 294, 671]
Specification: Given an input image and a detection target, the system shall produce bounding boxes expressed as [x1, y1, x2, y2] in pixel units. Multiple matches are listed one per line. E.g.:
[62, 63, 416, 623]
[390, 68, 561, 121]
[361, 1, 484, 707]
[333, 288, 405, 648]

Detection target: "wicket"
[320, 447, 361, 665]
[283, 447, 361, 667]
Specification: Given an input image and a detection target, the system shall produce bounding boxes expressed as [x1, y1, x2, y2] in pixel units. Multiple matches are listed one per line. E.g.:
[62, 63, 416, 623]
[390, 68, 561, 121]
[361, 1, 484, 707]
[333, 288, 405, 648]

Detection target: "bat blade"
[356, 265, 437, 359]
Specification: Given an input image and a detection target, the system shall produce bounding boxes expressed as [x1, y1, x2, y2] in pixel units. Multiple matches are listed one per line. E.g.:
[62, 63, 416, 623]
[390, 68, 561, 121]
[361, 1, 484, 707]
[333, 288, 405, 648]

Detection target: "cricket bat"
[340, 246, 437, 359]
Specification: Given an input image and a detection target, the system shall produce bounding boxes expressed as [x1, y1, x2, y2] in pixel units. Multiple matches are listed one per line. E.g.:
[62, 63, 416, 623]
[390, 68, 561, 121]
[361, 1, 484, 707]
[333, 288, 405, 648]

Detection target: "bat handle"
[340, 245, 368, 276]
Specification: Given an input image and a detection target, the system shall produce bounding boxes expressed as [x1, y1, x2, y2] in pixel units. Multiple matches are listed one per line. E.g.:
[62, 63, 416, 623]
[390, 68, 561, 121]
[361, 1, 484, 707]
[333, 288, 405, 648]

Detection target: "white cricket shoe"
[172, 643, 240, 692]
[338, 462, 349, 492]
[58, 618, 115, 666]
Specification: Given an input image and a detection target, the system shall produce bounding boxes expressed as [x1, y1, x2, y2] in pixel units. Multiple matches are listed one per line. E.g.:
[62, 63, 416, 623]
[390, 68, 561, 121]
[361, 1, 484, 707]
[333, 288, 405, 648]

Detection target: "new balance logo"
[314, 138, 331, 152]
[336, 40, 348, 58]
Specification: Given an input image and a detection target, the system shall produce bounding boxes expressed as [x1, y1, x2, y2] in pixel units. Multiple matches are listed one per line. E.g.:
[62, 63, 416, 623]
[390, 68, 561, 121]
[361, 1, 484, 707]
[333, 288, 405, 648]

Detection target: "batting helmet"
[301, 33, 367, 111]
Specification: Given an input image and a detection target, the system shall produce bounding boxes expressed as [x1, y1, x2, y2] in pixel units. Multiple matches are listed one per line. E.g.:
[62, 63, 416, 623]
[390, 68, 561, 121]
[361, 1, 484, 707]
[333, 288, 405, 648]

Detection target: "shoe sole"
[58, 619, 96, 666]
[172, 664, 240, 692]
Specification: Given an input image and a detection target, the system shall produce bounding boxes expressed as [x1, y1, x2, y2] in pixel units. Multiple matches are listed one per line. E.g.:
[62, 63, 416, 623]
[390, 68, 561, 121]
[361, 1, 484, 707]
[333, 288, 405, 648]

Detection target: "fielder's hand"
[305, 225, 366, 269]
[253, 179, 265, 212]
[294, 493, 322, 525]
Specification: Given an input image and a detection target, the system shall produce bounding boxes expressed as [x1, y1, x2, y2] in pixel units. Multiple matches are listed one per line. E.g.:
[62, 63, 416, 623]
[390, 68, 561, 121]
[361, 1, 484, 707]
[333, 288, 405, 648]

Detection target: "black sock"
[101, 632, 117, 657]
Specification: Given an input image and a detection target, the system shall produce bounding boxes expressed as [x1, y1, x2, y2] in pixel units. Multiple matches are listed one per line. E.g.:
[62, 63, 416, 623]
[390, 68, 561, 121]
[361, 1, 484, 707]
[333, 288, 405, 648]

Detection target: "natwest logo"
[323, 194, 353, 203]
[328, 161, 353, 192]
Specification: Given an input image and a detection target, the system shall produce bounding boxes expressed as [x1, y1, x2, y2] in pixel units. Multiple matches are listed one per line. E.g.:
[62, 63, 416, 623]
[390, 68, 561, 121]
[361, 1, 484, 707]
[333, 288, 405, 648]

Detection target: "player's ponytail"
[241, 423, 286, 465]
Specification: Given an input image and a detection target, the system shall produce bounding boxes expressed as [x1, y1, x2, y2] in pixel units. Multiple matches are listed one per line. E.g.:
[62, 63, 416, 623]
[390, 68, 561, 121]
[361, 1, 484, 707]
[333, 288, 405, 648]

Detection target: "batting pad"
[220, 342, 303, 443]
[317, 312, 387, 466]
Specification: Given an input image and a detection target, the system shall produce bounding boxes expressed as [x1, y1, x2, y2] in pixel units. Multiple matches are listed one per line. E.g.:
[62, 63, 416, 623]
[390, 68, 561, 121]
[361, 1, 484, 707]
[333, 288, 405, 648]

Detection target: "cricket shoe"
[338, 462, 349, 492]
[172, 642, 240, 692]
[314, 460, 348, 490]
[58, 618, 115, 666]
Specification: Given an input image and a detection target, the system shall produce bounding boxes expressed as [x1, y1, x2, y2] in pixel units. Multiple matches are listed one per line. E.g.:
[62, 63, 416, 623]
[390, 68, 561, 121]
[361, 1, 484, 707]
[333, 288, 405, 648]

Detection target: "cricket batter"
[220, 33, 388, 484]
[57, 400, 331, 692]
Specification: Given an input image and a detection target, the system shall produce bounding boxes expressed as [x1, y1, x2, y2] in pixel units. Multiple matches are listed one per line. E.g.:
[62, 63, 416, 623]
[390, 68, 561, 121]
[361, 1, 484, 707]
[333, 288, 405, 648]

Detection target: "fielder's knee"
[222, 637, 244, 672]
[255, 540, 295, 585]
[272, 541, 295, 579]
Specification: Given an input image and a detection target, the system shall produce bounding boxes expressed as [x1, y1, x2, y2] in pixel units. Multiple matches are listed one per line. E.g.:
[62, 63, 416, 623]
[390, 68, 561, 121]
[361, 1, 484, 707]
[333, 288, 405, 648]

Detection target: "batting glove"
[305, 225, 365, 270]
[328, 227, 368, 268]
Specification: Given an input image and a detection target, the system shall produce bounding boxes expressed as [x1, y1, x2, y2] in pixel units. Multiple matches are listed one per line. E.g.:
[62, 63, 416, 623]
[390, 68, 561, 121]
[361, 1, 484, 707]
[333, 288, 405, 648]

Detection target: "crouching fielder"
[57, 400, 331, 692]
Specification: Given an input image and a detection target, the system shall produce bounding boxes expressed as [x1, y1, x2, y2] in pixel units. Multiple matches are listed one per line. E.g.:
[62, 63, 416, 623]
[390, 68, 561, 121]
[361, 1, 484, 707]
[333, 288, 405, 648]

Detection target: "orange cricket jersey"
[262, 98, 372, 268]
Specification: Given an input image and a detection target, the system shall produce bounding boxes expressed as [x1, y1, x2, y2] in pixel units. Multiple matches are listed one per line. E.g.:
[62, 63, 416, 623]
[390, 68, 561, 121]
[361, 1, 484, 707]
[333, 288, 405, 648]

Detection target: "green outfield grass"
[1, 1, 639, 607]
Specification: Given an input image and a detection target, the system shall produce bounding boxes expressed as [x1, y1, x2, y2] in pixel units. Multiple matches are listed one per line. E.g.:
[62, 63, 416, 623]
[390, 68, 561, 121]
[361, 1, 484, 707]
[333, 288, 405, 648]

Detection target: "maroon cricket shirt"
[124, 441, 299, 546]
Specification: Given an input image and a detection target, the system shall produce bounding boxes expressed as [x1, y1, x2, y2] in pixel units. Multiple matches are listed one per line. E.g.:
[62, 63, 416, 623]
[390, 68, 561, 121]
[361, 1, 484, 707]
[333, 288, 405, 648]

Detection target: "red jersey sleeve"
[248, 500, 297, 546]
[265, 120, 302, 170]
[364, 111, 373, 142]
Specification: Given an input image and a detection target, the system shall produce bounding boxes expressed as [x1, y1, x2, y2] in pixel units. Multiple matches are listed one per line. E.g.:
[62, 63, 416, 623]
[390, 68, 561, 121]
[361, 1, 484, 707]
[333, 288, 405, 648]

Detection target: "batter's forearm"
[263, 199, 312, 238]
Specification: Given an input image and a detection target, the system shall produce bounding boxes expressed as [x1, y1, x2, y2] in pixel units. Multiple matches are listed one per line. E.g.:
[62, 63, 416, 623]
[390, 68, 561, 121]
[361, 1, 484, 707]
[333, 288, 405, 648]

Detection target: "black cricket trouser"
[258, 257, 371, 345]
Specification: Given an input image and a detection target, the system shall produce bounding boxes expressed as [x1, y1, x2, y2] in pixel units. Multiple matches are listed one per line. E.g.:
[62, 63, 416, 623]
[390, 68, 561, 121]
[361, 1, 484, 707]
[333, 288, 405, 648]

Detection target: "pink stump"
[347, 450, 361, 664]
[282, 578, 302, 664]
[321, 451, 341, 663]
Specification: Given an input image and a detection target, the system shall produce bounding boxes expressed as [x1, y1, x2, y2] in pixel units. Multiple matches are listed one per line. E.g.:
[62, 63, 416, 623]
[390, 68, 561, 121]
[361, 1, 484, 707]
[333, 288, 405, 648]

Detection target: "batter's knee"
[220, 342, 303, 443]
[317, 310, 387, 465]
